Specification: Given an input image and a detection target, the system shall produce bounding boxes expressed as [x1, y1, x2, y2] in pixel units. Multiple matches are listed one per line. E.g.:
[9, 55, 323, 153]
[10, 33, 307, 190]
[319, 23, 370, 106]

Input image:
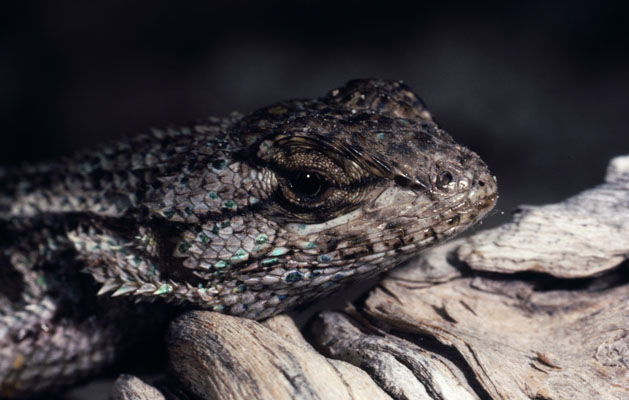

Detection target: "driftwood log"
[113, 155, 629, 400]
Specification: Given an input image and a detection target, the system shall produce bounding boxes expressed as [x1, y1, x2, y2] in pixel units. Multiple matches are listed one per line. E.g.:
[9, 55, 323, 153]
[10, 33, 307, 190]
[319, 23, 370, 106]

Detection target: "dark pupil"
[289, 171, 322, 197]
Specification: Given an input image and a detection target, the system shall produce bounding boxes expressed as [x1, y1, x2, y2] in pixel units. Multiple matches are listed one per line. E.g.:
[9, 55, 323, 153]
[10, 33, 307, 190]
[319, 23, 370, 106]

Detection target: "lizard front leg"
[0, 224, 164, 398]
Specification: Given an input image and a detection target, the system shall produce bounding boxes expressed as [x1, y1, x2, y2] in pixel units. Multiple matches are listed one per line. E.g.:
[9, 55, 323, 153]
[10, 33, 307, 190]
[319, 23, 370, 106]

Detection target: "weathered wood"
[111, 155, 629, 399]
[166, 312, 391, 400]
[111, 375, 166, 400]
[354, 270, 627, 399]
[310, 310, 481, 400]
[458, 155, 629, 278]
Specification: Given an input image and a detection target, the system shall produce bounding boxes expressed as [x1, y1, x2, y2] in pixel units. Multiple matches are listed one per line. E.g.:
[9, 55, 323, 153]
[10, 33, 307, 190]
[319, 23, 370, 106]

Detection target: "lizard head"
[192, 79, 497, 317]
[237, 79, 496, 246]
[90, 79, 496, 319]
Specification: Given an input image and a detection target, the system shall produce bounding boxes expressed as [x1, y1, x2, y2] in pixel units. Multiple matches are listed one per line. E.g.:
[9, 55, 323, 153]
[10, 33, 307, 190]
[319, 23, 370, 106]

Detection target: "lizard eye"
[287, 171, 326, 198]
[264, 146, 369, 222]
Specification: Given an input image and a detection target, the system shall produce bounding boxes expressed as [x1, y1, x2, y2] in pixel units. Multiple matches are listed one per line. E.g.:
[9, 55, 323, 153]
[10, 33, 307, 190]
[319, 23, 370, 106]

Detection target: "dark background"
[2, 1, 629, 225]
[1, 1, 628, 398]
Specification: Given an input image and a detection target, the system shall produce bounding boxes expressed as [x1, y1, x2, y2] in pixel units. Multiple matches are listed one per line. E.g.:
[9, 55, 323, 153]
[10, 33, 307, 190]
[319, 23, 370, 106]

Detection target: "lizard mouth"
[314, 169, 498, 265]
[374, 168, 498, 255]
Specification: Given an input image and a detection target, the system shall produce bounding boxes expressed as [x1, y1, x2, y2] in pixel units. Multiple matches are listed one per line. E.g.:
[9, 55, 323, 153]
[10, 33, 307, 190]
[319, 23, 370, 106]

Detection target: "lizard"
[0, 79, 497, 398]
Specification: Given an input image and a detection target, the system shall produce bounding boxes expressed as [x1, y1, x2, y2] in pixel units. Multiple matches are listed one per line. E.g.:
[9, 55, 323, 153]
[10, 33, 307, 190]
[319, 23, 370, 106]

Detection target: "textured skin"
[0, 79, 497, 398]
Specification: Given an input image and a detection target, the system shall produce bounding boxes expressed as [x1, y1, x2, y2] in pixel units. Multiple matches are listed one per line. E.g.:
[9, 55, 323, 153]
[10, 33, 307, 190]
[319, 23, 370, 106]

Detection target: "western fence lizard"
[0, 79, 497, 398]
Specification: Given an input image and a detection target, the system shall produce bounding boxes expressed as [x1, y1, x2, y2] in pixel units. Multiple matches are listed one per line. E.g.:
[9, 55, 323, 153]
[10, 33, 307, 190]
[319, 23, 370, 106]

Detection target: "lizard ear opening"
[325, 79, 433, 122]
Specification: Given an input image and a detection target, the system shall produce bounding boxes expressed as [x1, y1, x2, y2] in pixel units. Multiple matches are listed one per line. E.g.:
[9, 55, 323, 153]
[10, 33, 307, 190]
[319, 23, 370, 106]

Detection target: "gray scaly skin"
[0, 79, 497, 398]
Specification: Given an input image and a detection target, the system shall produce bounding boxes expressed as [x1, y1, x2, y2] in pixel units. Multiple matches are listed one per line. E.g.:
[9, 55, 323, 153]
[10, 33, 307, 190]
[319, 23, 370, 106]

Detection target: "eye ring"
[436, 170, 454, 189]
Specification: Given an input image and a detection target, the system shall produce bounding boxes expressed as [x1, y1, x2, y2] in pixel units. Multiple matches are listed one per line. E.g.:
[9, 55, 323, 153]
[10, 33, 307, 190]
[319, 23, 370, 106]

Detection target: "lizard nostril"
[436, 170, 454, 189]
[478, 180, 485, 187]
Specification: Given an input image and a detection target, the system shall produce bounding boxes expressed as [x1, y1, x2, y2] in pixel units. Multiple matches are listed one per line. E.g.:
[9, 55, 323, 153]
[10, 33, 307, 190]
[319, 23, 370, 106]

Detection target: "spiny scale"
[0, 79, 497, 397]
